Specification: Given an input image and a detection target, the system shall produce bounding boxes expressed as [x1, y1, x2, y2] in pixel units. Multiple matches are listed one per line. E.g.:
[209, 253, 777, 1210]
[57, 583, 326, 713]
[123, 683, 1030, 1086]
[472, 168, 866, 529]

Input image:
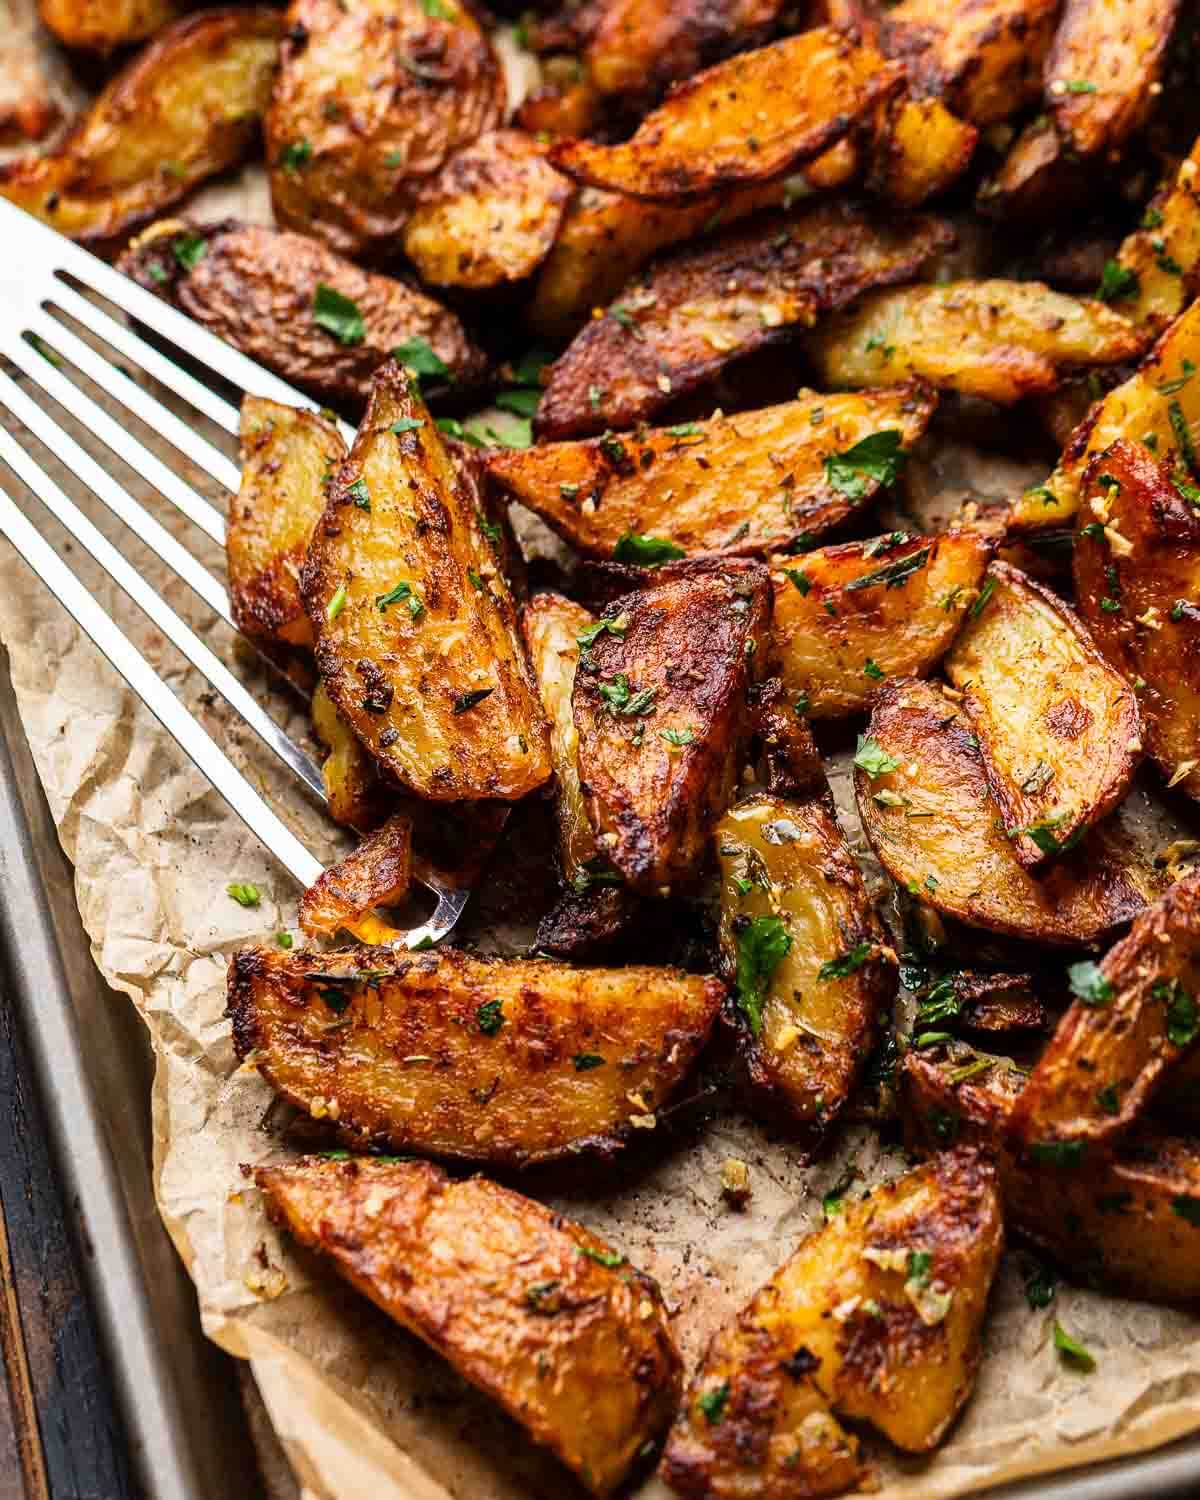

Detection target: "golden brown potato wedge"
[975, 115, 1086, 226]
[401, 130, 570, 291]
[867, 93, 978, 207]
[1010, 872, 1200, 1152]
[944, 560, 1142, 867]
[855, 676, 1168, 944]
[230, 944, 722, 1165]
[573, 560, 770, 895]
[901, 1048, 1200, 1302]
[772, 529, 990, 720]
[810, 279, 1143, 405]
[118, 219, 485, 412]
[1045, 0, 1181, 159]
[0, 9, 282, 245]
[265, 0, 504, 261]
[310, 681, 392, 832]
[715, 791, 897, 1130]
[513, 72, 602, 143]
[1112, 138, 1200, 338]
[873, 0, 1058, 125]
[663, 1146, 1003, 1485]
[228, 397, 345, 648]
[536, 202, 952, 439]
[549, 29, 903, 202]
[297, 814, 412, 942]
[1009, 297, 1200, 530]
[1074, 440, 1200, 799]
[489, 387, 936, 561]
[300, 364, 550, 801]
[39, 0, 182, 50]
[257, 1158, 682, 1496]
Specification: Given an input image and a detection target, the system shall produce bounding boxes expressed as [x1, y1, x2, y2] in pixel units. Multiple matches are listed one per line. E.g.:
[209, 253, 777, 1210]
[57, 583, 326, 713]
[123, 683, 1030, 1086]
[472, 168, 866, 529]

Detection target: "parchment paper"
[1, 30, 1199, 1500]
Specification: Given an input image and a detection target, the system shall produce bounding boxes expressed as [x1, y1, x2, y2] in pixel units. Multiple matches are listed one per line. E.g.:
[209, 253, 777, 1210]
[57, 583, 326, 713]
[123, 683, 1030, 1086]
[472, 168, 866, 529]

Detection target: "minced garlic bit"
[244, 1264, 289, 1300]
[656, 373, 673, 393]
[861, 1245, 909, 1274]
[720, 1157, 752, 1205]
[1104, 525, 1133, 557]
[629, 1112, 657, 1130]
[906, 1280, 954, 1327]
[832, 1296, 861, 1323]
[309, 1094, 340, 1120]
[1135, 607, 1161, 630]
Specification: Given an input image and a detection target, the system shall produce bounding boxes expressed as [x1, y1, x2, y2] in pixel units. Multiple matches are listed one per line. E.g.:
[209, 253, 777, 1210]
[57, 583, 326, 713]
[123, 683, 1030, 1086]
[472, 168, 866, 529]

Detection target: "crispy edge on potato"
[572, 559, 770, 894]
[1045, 0, 1181, 159]
[229, 397, 345, 647]
[771, 529, 990, 720]
[944, 560, 1143, 867]
[0, 9, 283, 245]
[1010, 871, 1200, 1151]
[855, 676, 1167, 945]
[549, 29, 904, 202]
[256, 1156, 682, 1496]
[536, 201, 953, 439]
[402, 130, 571, 291]
[231, 944, 722, 1165]
[488, 386, 936, 560]
[1073, 438, 1200, 799]
[753, 675, 826, 799]
[900, 1047, 1200, 1302]
[266, 0, 504, 260]
[715, 791, 897, 1131]
[310, 679, 392, 832]
[297, 814, 412, 942]
[118, 218, 486, 413]
[1008, 296, 1200, 530]
[300, 363, 551, 801]
[39, 0, 182, 50]
[1113, 136, 1200, 338]
[809, 279, 1144, 404]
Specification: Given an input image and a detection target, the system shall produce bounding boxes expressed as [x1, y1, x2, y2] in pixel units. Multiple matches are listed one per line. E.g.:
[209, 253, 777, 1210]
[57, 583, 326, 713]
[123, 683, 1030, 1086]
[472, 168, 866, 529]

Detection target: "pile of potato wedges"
[13, 0, 1200, 1494]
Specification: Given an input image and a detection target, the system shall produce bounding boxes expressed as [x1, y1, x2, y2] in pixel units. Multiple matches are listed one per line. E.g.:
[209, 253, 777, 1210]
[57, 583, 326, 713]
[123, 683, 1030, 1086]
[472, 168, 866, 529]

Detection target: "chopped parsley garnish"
[275, 931, 293, 949]
[278, 140, 312, 173]
[659, 726, 696, 746]
[785, 568, 811, 595]
[347, 478, 370, 509]
[864, 658, 885, 680]
[1096, 259, 1138, 302]
[313, 284, 365, 346]
[476, 999, 504, 1034]
[906, 1249, 933, 1288]
[1024, 1261, 1058, 1309]
[666, 422, 702, 437]
[577, 616, 627, 649]
[1067, 960, 1113, 1007]
[578, 1245, 625, 1268]
[1053, 1322, 1096, 1371]
[453, 688, 495, 714]
[227, 882, 261, 908]
[375, 581, 424, 618]
[970, 577, 996, 618]
[467, 568, 485, 591]
[1157, 359, 1195, 396]
[326, 584, 348, 622]
[613, 532, 686, 566]
[1168, 398, 1196, 469]
[818, 943, 872, 981]
[496, 387, 541, 418]
[823, 430, 906, 499]
[393, 336, 449, 383]
[389, 417, 425, 434]
[573, 1053, 605, 1071]
[598, 674, 656, 716]
[853, 735, 900, 778]
[1156, 978, 1199, 1046]
[172, 232, 208, 272]
[735, 915, 792, 1035]
[1061, 78, 1097, 93]
[844, 546, 931, 593]
[697, 1382, 731, 1425]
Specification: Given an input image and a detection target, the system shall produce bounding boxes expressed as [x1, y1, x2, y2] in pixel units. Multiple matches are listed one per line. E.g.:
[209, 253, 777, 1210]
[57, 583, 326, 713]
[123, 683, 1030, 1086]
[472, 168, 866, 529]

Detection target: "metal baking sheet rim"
[0, 648, 1197, 1500]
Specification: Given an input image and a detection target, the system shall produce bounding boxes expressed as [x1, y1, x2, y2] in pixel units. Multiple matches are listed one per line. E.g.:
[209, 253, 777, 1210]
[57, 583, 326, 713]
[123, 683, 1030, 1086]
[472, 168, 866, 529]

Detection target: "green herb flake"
[476, 999, 504, 1035]
[1061, 78, 1097, 93]
[375, 580, 424, 618]
[1096, 259, 1138, 303]
[863, 658, 885, 680]
[1024, 1261, 1058, 1310]
[845, 547, 931, 594]
[573, 1053, 605, 1071]
[227, 882, 261, 908]
[393, 335, 450, 383]
[326, 583, 348, 622]
[389, 417, 425, 435]
[1067, 960, 1113, 1007]
[970, 577, 996, 618]
[347, 477, 371, 510]
[313, 284, 365, 346]
[278, 140, 313, 173]
[660, 726, 697, 747]
[1168, 398, 1197, 469]
[578, 1245, 625, 1268]
[613, 531, 686, 566]
[906, 1249, 933, 1288]
[453, 687, 495, 715]
[853, 735, 900, 778]
[1053, 1322, 1096, 1372]
[275, 931, 293, 949]
[735, 915, 792, 1035]
[818, 942, 872, 981]
[1156, 978, 1199, 1047]
[697, 1382, 731, 1426]
[824, 429, 906, 499]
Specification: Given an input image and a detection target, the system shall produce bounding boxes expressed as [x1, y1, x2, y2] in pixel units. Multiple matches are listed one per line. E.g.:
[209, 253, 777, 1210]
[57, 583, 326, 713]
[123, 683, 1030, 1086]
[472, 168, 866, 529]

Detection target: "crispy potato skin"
[257, 1158, 682, 1496]
[401, 129, 571, 290]
[39, 0, 181, 50]
[771, 530, 989, 720]
[266, 0, 504, 260]
[901, 1051, 1200, 1302]
[490, 388, 936, 560]
[229, 398, 345, 647]
[1046, 0, 1181, 158]
[573, 561, 770, 894]
[753, 676, 826, 799]
[301, 365, 551, 801]
[1074, 440, 1200, 799]
[944, 561, 1142, 867]
[855, 677, 1167, 944]
[1010, 873, 1200, 1151]
[810, 279, 1143, 404]
[0, 10, 282, 245]
[297, 814, 412, 940]
[1115, 138, 1200, 337]
[1009, 298, 1200, 530]
[118, 219, 484, 413]
[715, 792, 897, 1129]
[310, 680, 392, 832]
[550, 29, 904, 202]
[536, 202, 952, 439]
[230, 945, 722, 1165]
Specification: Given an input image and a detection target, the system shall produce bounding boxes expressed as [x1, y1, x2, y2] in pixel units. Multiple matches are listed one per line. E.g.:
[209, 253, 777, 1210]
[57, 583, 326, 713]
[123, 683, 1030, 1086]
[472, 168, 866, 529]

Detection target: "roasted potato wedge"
[489, 387, 936, 561]
[230, 945, 722, 1165]
[1074, 440, 1200, 798]
[772, 529, 990, 720]
[257, 1157, 682, 1496]
[297, 814, 412, 942]
[536, 202, 952, 439]
[715, 791, 897, 1129]
[310, 680, 391, 832]
[118, 219, 485, 412]
[301, 364, 550, 801]
[810, 280, 1143, 404]
[855, 677, 1168, 944]
[944, 560, 1142, 867]
[1009, 297, 1200, 530]
[229, 397, 345, 648]
[664, 1146, 1003, 1483]
[867, 93, 978, 208]
[975, 114, 1085, 225]
[1046, 0, 1181, 159]
[40, 0, 182, 50]
[401, 130, 570, 291]
[901, 1048, 1200, 1302]
[550, 29, 903, 202]
[0, 9, 282, 245]
[572, 560, 770, 894]
[266, 0, 504, 261]
[934, 971, 1048, 1037]
[1010, 872, 1200, 1152]
[1112, 137, 1200, 338]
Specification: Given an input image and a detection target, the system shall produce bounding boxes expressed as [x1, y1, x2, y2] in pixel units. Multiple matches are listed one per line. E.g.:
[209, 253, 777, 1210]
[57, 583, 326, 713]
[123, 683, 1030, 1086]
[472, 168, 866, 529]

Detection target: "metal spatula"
[0, 196, 476, 949]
